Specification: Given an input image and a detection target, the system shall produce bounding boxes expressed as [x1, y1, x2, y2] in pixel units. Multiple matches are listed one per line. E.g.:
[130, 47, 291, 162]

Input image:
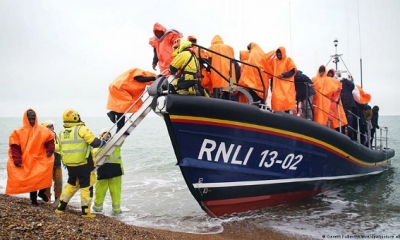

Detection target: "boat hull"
[156, 94, 394, 217]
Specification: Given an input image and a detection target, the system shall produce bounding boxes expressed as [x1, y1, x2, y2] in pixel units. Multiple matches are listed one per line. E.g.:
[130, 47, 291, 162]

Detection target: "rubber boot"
[38, 189, 49, 203]
[30, 191, 38, 206]
[81, 205, 96, 218]
[107, 111, 116, 123]
[55, 200, 68, 214]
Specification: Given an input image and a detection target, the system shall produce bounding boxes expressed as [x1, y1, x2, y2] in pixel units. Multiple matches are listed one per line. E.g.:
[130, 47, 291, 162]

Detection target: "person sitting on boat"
[312, 65, 342, 126]
[326, 69, 348, 133]
[149, 22, 182, 73]
[271, 46, 297, 113]
[207, 35, 238, 99]
[106, 68, 157, 134]
[294, 70, 315, 120]
[169, 38, 201, 96]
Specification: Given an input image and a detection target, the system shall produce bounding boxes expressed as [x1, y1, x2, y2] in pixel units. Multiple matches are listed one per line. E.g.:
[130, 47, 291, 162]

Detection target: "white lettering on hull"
[197, 139, 303, 170]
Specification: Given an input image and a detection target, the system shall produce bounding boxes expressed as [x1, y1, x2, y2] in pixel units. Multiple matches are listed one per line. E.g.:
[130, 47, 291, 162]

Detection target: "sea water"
[1, 115, 399, 238]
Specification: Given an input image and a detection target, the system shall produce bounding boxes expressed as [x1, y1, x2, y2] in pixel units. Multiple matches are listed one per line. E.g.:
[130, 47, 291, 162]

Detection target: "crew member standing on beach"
[92, 129, 124, 214]
[42, 120, 63, 203]
[55, 108, 106, 218]
[6, 109, 55, 205]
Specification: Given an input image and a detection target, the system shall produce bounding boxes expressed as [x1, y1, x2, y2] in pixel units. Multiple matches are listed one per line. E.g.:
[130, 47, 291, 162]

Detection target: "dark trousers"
[107, 111, 125, 133]
[30, 189, 47, 203]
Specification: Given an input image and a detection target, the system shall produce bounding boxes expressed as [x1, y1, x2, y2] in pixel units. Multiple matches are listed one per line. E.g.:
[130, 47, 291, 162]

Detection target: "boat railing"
[192, 43, 270, 103]
[375, 126, 389, 150]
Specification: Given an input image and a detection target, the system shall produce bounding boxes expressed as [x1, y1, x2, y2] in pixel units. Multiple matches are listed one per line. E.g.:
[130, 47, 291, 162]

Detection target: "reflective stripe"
[60, 194, 71, 202]
[81, 199, 92, 205]
[93, 202, 103, 211]
[60, 126, 89, 165]
[112, 203, 121, 212]
[106, 151, 122, 163]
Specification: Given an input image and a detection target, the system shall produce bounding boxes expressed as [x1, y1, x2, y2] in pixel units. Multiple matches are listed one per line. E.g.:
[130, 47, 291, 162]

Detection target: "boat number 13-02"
[259, 150, 303, 170]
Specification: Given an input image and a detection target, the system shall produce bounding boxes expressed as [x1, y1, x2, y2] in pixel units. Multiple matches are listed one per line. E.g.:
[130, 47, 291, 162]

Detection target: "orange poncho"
[107, 68, 156, 113]
[149, 22, 182, 73]
[239, 43, 271, 100]
[207, 35, 237, 93]
[271, 46, 296, 111]
[6, 109, 55, 194]
[312, 66, 342, 126]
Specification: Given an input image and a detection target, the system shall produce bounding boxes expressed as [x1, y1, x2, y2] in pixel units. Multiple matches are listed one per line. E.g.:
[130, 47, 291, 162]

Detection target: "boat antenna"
[333, 38, 339, 71]
[357, 0, 363, 88]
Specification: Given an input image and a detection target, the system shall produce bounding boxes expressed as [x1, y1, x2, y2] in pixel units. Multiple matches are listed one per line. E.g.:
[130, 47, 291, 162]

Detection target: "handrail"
[192, 43, 270, 101]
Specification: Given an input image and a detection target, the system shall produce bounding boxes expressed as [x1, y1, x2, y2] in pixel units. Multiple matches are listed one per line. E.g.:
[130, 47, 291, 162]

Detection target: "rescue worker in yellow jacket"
[169, 38, 201, 95]
[42, 120, 63, 203]
[55, 108, 107, 218]
[92, 128, 124, 214]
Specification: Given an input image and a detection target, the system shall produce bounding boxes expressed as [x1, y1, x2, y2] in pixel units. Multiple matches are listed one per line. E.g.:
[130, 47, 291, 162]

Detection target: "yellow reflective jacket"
[59, 125, 94, 166]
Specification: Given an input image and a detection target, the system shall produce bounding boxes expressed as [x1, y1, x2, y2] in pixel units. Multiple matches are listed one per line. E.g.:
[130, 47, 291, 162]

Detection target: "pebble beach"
[0, 194, 317, 240]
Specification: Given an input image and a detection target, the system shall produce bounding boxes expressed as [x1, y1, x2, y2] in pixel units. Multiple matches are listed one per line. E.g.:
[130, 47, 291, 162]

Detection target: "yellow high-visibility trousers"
[93, 176, 122, 213]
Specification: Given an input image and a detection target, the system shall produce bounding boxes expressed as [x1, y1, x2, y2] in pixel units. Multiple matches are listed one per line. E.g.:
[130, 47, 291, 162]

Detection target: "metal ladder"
[94, 90, 153, 167]
[94, 75, 171, 168]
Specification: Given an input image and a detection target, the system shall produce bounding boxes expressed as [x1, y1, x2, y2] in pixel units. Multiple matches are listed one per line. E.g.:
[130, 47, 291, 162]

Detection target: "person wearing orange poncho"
[238, 42, 272, 104]
[271, 46, 297, 112]
[6, 109, 55, 205]
[312, 65, 342, 126]
[149, 22, 182, 73]
[327, 69, 348, 132]
[207, 35, 237, 99]
[106, 68, 157, 133]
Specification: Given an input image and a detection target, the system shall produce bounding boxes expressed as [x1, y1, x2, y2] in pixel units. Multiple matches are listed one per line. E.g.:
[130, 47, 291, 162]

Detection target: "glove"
[13, 158, 22, 167]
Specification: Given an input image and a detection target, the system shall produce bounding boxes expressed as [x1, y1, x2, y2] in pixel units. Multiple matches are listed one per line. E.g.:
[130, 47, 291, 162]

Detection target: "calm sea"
[1, 115, 399, 239]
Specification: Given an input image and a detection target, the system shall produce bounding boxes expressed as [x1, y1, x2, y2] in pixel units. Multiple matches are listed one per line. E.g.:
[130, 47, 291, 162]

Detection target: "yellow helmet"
[99, 128, 111, 138]
[42, 120, 55, 128]
[62, 108, 81, 123]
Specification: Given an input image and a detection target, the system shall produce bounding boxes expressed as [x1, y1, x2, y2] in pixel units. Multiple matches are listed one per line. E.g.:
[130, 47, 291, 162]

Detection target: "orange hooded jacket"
[239, 42, 271, 100]
[6, 109, 55, 194]
[326, 69, 348, 129]
[312, 66, 342, 126]
[149, 22, 182, 73]
[107, 68, 156, 113]
[271, 46, 296, 111]
[207, 35, 236, 93]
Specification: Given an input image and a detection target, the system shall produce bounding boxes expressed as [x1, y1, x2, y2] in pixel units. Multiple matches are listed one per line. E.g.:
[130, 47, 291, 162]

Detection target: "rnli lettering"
[197, 139, 253, 165]
[197, 139, 303, 170]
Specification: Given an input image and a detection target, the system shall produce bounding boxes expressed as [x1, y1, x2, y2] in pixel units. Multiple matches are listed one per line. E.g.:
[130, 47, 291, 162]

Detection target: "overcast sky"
[0, 0, 399, 117]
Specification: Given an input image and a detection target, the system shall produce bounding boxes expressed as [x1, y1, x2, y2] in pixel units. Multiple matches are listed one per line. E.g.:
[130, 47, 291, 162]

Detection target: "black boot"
[38, 189, 49, 203]
[107, 111, 116, 123]
[30, 191, 38, 206]
[55, 200, 68, 214]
